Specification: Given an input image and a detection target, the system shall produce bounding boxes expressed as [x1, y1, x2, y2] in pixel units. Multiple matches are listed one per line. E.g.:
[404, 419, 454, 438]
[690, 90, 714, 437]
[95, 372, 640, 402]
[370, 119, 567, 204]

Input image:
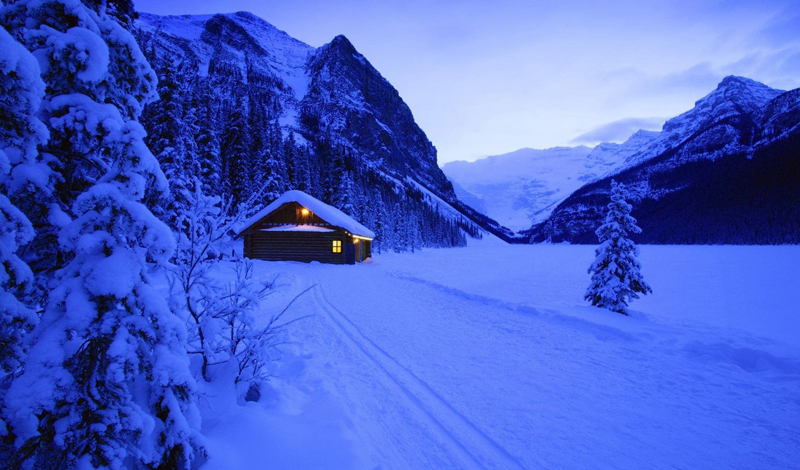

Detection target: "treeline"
[634, 133, 800, 244]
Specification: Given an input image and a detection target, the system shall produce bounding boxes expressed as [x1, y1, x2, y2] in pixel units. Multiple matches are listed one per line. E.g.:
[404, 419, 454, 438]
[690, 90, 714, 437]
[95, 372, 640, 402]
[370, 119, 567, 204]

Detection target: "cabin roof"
[238, 190, 376, 238]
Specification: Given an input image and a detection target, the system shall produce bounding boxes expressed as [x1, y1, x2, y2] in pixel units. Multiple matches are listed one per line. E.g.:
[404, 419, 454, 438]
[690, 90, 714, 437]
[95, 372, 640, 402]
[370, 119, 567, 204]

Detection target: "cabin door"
[344, 242, 356, 265]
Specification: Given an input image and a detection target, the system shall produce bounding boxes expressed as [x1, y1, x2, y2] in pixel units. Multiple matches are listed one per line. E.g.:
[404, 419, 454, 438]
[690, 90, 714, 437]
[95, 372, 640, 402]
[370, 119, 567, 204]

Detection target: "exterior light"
[301, 208, 309, 216]
[354, 238, 359, 244]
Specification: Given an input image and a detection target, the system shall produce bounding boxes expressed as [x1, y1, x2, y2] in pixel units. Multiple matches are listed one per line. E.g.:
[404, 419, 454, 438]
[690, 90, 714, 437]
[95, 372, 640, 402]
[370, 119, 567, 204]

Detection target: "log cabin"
[236, 190, 374, 264]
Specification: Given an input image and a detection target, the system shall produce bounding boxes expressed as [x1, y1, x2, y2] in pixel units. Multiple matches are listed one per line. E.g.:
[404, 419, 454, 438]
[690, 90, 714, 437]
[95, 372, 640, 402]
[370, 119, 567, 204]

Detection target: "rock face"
[301, 35, 449, 194]
[524, 76, 800, 244]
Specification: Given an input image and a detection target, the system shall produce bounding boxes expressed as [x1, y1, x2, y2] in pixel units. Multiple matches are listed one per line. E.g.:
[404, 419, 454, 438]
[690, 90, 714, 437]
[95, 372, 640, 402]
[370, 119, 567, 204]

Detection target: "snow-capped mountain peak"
[669, 75, 783, 131]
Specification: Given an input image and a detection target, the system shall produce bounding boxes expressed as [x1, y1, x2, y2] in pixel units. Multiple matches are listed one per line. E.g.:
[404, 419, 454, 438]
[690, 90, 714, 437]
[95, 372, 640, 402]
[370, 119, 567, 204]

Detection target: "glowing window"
[332, 240, 342, 253]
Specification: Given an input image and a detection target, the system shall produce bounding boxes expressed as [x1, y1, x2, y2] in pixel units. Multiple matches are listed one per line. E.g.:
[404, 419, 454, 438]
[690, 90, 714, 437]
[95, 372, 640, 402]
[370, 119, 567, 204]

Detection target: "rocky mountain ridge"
[525, 76, 800, 244]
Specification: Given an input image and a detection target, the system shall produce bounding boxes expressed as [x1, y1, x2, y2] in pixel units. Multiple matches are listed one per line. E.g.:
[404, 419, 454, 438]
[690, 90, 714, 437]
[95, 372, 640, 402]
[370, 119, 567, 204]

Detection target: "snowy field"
[199, 240, 800, 470]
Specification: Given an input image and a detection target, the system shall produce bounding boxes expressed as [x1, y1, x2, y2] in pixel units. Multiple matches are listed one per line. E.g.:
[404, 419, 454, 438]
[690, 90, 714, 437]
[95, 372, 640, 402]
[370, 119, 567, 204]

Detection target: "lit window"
[332, 240, 342, 253]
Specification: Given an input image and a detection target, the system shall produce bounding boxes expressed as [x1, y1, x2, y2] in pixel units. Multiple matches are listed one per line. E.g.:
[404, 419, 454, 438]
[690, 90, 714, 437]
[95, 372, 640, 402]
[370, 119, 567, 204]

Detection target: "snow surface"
[199, 242, 800, 470]
[238, 190, 375, 238]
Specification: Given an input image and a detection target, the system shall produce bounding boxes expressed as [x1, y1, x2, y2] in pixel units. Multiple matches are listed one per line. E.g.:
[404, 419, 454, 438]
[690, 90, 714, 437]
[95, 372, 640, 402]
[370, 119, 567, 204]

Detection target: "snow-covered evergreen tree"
[373, 192, 386, 255]
[256, 148, 287, 204]
[195, 83, 222, 196]
[0, 28, 48, 455]
[585, 180, 652, 314]
[221, 101, 251, 208]
[1, 0, 203, 467]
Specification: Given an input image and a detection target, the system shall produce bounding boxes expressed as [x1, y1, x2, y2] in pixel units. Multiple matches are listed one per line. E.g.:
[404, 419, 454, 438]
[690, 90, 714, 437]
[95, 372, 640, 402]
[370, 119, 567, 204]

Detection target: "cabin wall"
[244, 231, 347, 264]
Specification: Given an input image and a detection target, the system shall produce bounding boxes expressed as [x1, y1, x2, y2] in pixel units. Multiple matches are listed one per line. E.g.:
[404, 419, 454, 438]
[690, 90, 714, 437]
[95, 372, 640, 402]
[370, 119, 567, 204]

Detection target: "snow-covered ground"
[200, 241, 800, 470]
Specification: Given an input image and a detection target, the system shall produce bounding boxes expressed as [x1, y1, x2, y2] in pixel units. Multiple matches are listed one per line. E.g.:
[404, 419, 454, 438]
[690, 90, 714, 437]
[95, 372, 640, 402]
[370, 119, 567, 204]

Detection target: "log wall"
[244, 231, 347, 264]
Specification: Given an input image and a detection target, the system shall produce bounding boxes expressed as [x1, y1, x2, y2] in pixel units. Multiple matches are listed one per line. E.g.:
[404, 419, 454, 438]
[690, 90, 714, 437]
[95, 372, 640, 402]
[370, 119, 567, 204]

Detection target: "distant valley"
[442, 130, 659, 231]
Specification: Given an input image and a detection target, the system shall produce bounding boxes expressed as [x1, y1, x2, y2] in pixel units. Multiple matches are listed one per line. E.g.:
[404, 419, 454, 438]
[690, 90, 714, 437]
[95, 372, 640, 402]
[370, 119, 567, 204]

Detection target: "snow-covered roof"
[261, 225, 334, 233]
[238, 190, 375, 238]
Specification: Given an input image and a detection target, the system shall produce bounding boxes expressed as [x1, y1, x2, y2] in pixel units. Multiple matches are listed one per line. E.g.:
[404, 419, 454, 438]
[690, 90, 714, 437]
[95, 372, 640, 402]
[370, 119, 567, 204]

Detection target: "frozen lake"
[200, 242, 800, 470]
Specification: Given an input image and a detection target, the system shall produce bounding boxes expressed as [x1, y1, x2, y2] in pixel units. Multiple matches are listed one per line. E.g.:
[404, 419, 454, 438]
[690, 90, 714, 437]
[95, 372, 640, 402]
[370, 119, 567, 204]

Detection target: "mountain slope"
[301, 35, 449, 194]
[525, 77, 800, 244]
[583, 130, 660, 180]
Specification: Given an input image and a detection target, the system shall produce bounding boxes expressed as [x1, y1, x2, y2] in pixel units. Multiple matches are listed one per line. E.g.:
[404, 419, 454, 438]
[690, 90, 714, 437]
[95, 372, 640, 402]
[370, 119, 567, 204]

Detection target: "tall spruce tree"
[585, 180, 652, 315]
[257, 148, 287, 203]
[195, 82, 222, 196]
[220, 99, 251, 208]
[1, 0, 203, 467]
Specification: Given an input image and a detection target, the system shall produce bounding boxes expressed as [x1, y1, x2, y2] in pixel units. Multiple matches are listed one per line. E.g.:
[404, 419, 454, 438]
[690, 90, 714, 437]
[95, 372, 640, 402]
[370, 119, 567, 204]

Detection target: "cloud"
[755, 10, 800, 47]
[616, 63, 724, 101]
[723, 48, 800, 91]
[570, 117, 666, 145]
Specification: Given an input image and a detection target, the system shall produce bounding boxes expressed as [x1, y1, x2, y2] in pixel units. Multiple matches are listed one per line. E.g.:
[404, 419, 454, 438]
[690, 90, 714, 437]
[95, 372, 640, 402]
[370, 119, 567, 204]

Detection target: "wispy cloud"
[608, 63, 724, 105]
[755, 10, 800, 47]
[570, 117, 666, 145]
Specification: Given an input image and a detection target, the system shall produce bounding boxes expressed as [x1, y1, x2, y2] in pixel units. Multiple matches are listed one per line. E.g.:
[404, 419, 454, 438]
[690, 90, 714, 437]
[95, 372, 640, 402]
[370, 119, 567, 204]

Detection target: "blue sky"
[135, 0, 800, 164]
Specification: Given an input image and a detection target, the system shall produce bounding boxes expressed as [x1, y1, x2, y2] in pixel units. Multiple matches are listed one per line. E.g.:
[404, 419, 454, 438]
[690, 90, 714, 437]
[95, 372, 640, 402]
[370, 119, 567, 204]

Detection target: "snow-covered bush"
[217, 258, 276, 386]
[585, 180, 652, 314]
[0, 0, 203, 467]
[170, 179, 297, 388]
[169, 179, 233, 380]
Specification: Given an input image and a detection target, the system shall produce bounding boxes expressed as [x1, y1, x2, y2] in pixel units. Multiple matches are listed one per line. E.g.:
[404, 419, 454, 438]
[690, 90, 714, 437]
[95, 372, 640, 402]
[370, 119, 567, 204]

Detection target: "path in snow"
[312, 284, 527, 470]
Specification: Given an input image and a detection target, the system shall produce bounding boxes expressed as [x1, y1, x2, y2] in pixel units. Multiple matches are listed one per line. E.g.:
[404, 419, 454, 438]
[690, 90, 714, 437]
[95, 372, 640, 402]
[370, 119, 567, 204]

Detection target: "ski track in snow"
[311, 284, 529, 470]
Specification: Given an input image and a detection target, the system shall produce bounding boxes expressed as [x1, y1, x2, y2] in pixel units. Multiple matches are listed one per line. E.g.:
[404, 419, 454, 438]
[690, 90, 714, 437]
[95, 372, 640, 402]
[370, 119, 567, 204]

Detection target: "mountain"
[525, 76, 800, 244]
[442, 129, 659, 232]
[301, 34, 451, 194]
[134, 12, 509, 249]
[583, 129, 660, 180]
[447, 177, 487, 214]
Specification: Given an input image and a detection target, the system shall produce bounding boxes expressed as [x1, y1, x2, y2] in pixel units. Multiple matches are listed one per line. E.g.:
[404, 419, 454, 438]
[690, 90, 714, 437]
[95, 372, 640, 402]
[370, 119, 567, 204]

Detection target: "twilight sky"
[135, 0, 800, 165]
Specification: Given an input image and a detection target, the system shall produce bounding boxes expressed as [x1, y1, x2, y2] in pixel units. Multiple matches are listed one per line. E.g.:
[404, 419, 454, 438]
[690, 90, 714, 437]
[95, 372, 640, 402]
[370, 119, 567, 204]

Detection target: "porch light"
[301, 208, 309, 216]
